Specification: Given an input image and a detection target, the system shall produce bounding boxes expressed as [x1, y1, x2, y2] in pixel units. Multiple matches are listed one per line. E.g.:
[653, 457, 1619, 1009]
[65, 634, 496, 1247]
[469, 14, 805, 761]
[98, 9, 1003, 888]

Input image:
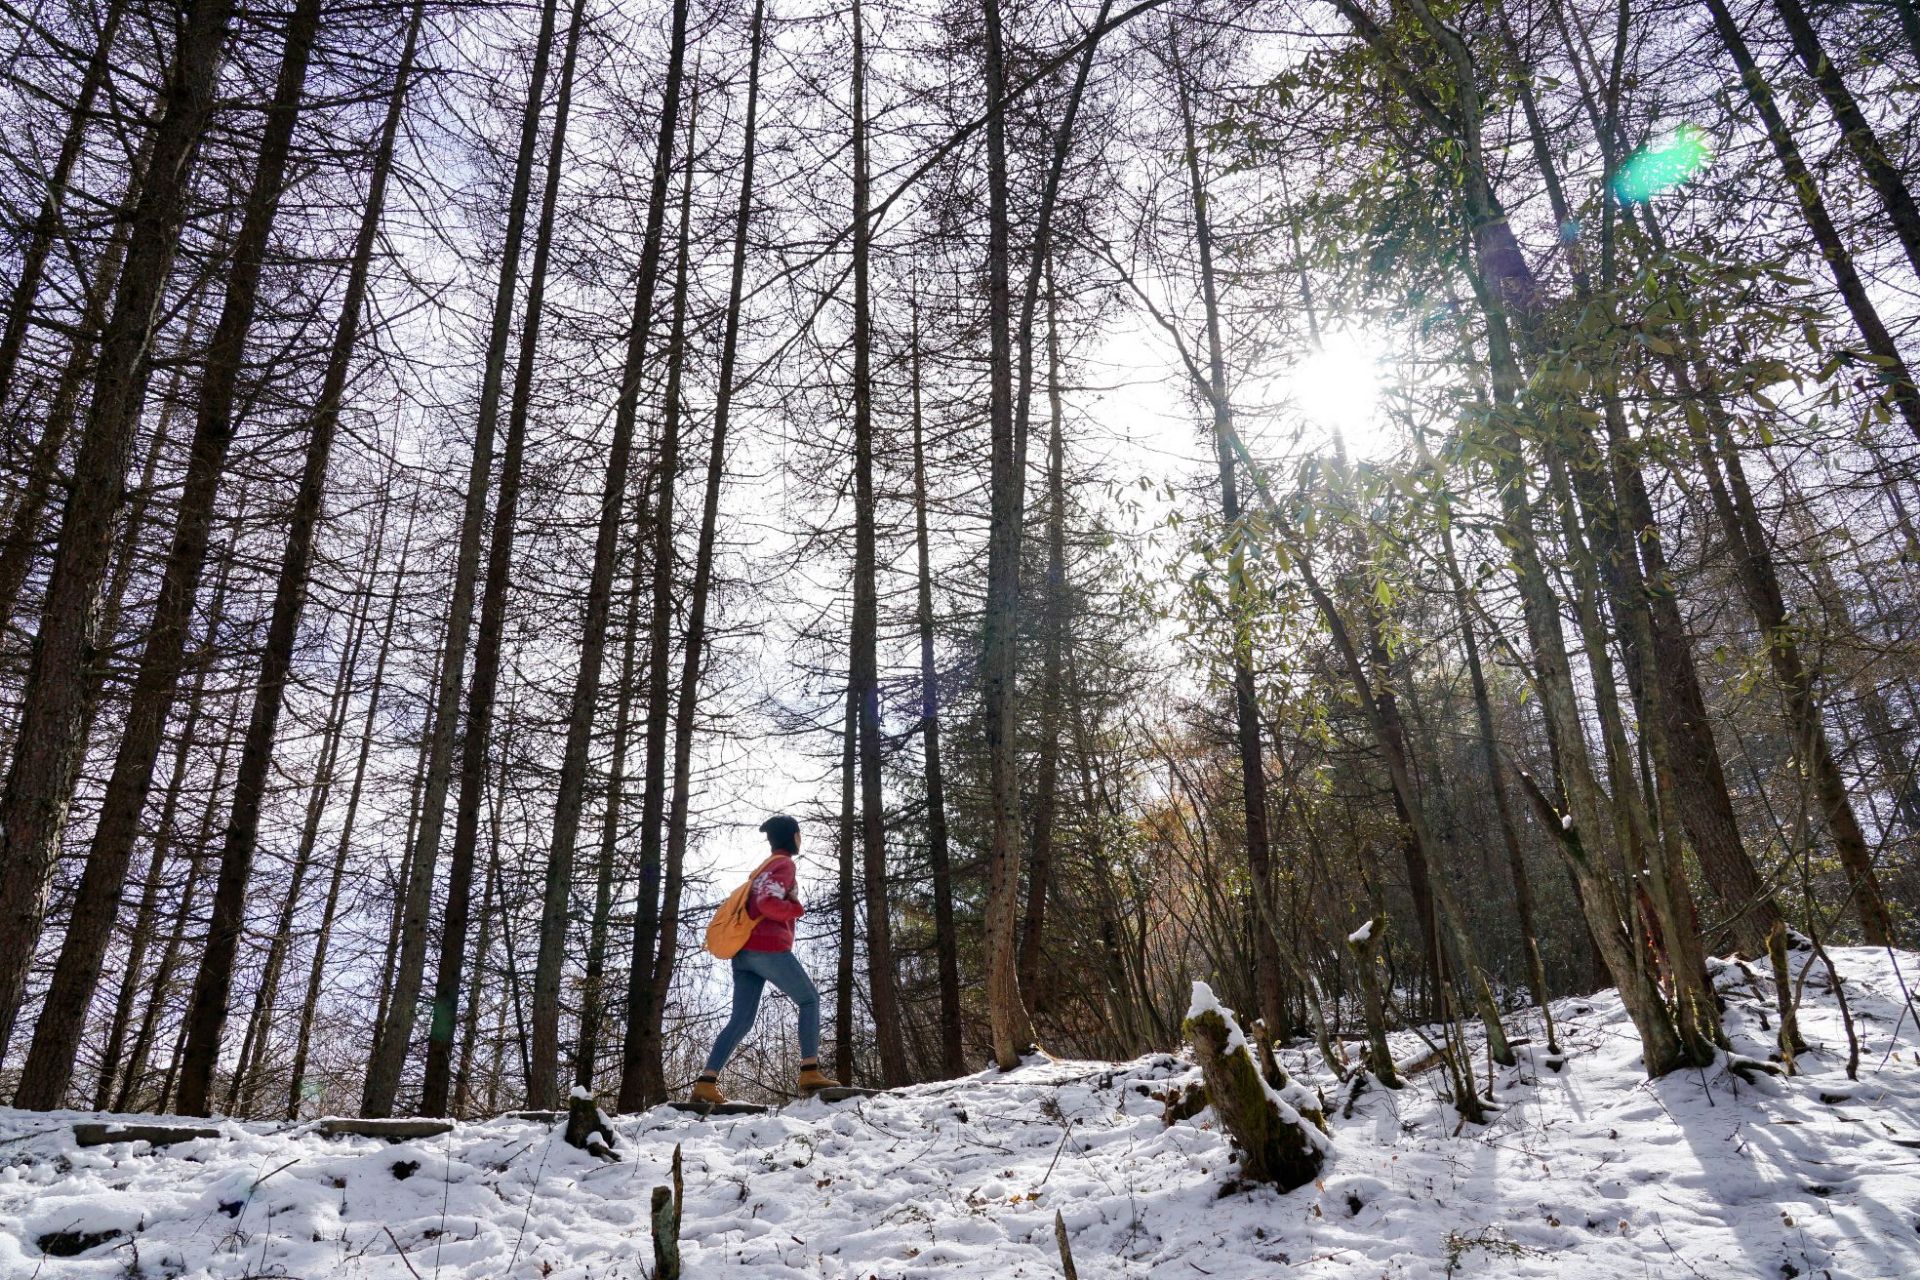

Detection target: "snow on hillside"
[4, 946, 1918, 1279]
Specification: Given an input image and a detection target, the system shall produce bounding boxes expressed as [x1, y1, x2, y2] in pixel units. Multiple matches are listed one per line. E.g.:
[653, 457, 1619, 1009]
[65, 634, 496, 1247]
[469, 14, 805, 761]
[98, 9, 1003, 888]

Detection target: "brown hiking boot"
[796, 1066, 840, 1094]
[689, 1077, 728, 1106]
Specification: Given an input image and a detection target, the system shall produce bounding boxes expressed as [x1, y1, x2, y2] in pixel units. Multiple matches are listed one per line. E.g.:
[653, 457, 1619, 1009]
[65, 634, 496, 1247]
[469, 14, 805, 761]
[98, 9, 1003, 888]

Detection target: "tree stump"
[1184, 981, 1327, 1192]
[1345, 915, 1402, 1087]
[564, 1089, 618, 1159]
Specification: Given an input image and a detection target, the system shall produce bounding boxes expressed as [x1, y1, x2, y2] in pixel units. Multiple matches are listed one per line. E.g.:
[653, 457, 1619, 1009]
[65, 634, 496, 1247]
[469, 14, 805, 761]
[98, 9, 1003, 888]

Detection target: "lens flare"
[1613, 126, 1710, 203]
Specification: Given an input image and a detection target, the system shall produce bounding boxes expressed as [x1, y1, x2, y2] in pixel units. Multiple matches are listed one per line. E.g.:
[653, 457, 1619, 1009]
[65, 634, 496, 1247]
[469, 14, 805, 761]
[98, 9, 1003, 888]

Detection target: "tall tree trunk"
[974, 0, 1115, 1071]
[12, 0, 328, 1108]
[1169, 42, 1288, 1039]
[848, 0, 909, 1088]
[453, 839, 501, 1117]
[0, 0, 235, 1058]
[119, 682, 241, 1113]
[1539, 390, 1720, 1056]
[1018, 265, 1069, 999]
[1065, 649, 1143, 1054]
[526, 0, 684, 1110]
[0, 140, 143, 647]
[1435, 517, 1555, 1050]
[979, 0, 1039, 1071]
[909, 301, 964, 1078]
[1514, 12, 1782, 956]
[287, 491, 417, 1118]
[0, 0, 129, 422]
[836, 686, 858, 1084]
[580, 85, 694, 1097]
[574, 499, 648, 1092]
[91, 513, 242, 1111]
[620, 0, 765, 1111]
[434, 0, 587, 1116]
[370, 627, 441, 1048]
[1770, 0, 1920, 281]
[173, 0, 440, 1118]
[363, 0, 558, 1118]
[229, 528, 382, 1116]
[1683, 397, 1896, 943]
[459, 697, 518, 1114]
[623, 8, 698, 1117]
[1702, 0, 1920, 443]
[1332, 0, 1695, 1074]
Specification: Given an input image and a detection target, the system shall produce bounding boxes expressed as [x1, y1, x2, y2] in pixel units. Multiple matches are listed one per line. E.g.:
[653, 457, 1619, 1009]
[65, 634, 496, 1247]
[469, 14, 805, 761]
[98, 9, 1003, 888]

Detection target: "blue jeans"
[703, 949, 820, 1073]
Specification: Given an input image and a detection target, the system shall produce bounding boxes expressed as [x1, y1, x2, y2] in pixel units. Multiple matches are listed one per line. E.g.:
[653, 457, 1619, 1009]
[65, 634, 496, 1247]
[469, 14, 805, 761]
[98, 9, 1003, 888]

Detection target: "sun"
[1285, 331, 1394, 458]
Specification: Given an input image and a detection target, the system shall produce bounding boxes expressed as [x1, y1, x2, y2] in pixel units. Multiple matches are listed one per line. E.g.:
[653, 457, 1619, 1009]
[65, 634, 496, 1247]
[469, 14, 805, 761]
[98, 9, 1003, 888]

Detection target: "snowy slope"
[4, 946, 1918, 1279]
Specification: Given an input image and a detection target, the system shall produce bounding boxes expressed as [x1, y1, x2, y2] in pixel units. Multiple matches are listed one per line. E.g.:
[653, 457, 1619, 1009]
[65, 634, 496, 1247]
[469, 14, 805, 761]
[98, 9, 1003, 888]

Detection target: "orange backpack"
[704, 854, 782, 959]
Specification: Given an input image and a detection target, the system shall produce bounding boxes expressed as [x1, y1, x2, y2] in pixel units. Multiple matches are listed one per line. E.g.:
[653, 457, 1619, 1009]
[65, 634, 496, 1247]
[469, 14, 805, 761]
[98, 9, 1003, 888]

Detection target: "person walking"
[690, 814, 840, 1104]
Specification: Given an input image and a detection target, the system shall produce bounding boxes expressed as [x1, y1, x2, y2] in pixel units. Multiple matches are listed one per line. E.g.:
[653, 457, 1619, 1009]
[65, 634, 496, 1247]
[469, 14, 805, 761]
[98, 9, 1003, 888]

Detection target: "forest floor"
[3, 945, 1918, 1278]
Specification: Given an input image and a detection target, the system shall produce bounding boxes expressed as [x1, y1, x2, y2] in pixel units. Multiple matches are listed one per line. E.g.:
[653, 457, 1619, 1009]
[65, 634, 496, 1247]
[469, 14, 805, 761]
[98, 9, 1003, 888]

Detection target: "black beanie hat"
[759, 814, 799, 851]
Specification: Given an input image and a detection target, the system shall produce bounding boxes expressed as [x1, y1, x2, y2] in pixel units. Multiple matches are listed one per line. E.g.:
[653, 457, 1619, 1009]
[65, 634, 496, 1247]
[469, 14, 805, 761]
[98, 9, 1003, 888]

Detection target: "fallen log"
[73, 1122, 220, 1148]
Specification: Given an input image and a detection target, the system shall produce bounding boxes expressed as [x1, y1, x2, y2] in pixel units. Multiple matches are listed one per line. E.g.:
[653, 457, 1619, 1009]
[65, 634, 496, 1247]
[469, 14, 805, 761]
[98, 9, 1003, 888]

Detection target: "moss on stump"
[1185, 984, 1327, 1192]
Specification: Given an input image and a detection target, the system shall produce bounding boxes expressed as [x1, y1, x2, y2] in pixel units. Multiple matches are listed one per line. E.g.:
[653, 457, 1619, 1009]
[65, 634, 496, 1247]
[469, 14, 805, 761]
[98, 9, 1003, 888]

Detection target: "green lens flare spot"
[1613, 126, 1710, 203]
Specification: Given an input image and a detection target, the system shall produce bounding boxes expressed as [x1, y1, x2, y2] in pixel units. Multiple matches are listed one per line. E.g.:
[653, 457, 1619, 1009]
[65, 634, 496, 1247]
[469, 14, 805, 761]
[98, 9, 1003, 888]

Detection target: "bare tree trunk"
[1065, 651, 1143, 1055]
[230, 526, 383, 1116]
[121, 685, 241, 1114]
[1686, 403, 1896, 943]
[836, 686, 857, 1084]
[435, 0, 587, 1116]
[174, 0, 437, 1118]
[91, 513, 241, 1112]
[574, 502, 648, 1093]
[528, 0, 684, 1110]
[287, 491, 417, 1118]
[370, 629, 440, 1047]
[580, 85, 693, 1098]
[1515, 14, 1781, 957]
[1770, 0, 1920, 281]
[0, 0, 129, 422]
[980, 0, 1039, 1071]
[453, 840, 501, 1118]
[363, 0, 558, 1118]
[13, 0, 329, 1111]
[909, 301, 964, 1078]
[1018, 266, 1069, 1002]
[1436, 519, 1555, 1050]
[1331, 0, 1694, 1074]
[0, 142, 142, 647]
[1168, 42, 1290, 1039]
[1542, 411, 1720, 1056]
[1702, 0, 1920, 443]
[621, 0, 765, 1111]
[0, 0, 235, 1058]
[848, 0, 908, 1088]
[623, 63, 698, 1118]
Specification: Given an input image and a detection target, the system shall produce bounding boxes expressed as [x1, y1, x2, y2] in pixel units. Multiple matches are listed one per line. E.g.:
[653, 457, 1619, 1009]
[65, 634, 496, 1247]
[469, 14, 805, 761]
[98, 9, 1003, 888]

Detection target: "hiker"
[690, 814, 841, 1104]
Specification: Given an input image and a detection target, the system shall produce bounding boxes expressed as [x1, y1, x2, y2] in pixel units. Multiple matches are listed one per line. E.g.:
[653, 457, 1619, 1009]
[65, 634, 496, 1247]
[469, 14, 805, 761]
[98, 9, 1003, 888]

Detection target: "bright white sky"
[690, 306, 1395, 895]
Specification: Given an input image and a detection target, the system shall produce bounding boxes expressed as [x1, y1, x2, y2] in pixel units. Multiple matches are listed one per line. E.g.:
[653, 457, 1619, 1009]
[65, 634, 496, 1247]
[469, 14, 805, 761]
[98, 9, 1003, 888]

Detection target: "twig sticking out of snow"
[1054, 1209, 1079, 1280]
[650, 1142, 684, 1280]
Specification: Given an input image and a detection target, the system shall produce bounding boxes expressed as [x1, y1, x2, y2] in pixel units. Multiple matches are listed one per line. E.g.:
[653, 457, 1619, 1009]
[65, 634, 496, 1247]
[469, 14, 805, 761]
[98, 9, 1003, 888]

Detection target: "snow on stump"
[565, 1086, 619, 1160]
[1184, 981, 1328, 1192]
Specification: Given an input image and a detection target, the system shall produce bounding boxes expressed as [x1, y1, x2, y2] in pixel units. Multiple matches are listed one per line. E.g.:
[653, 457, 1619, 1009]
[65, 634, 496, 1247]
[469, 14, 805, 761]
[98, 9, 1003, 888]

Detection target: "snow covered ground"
[4, 945, 1919, 1278]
